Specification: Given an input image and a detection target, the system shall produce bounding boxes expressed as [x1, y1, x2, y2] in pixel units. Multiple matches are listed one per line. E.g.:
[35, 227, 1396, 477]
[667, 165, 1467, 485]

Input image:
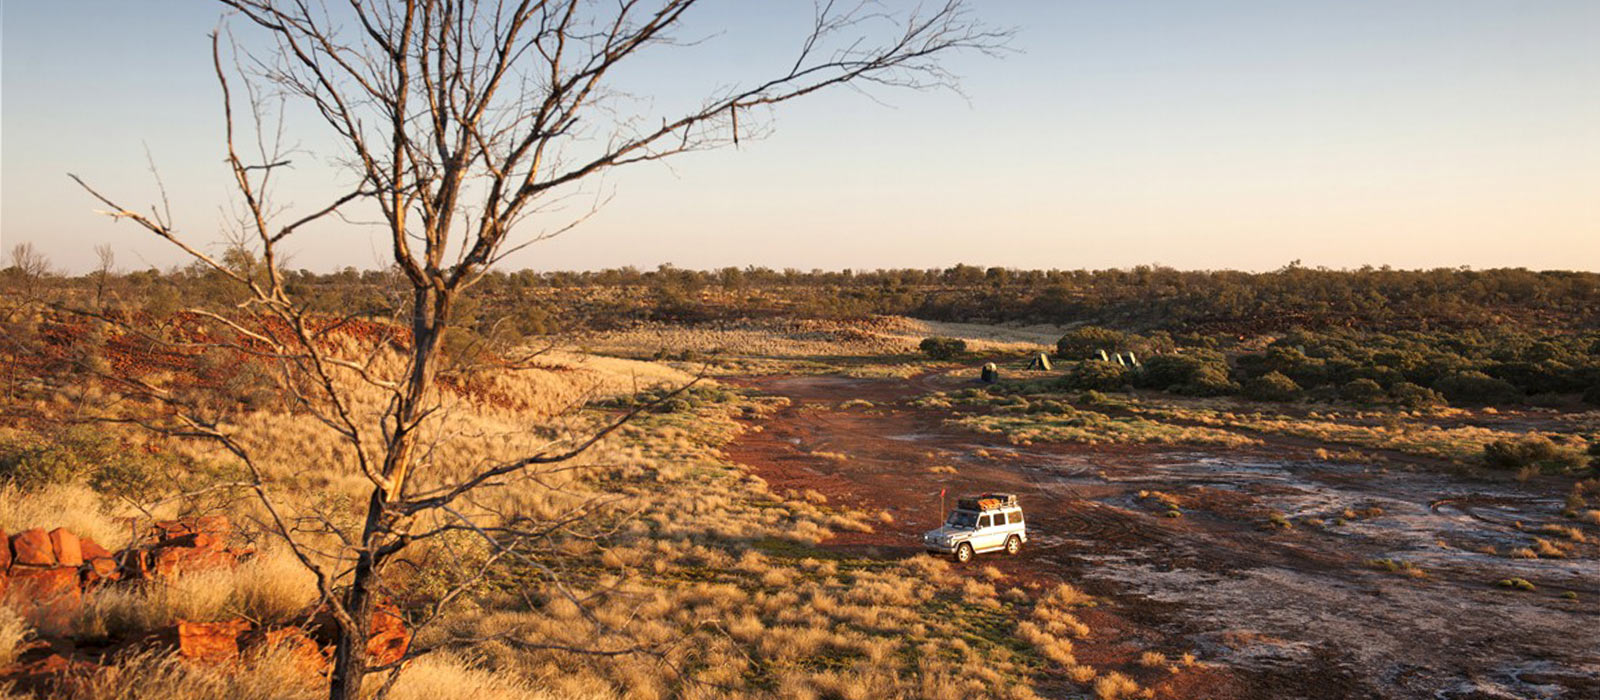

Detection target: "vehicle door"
[975, 513, 1001, 552]
[998, 511, 1024, 543]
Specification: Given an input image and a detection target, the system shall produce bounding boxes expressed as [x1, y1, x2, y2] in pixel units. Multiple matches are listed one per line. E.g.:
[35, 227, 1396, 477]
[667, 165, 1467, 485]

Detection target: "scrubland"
[4, 264, 1598, 699]
[0, 315, 1134, 699]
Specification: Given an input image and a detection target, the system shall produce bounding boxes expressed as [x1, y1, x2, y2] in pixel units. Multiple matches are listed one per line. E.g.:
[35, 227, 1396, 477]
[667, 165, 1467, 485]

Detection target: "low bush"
[1136, 351, 1236, 396]
[1434, 371, 1522, 406]
[919, 336, 967, 360]
[1340, 378, 1386, 405]
[1482, 435, 1587, 471]
[1243, 371, 1301, 402]
[1055, 326, 1126, 360]
[1390, 382, 1447, 408]
[1062, 361, 1129, 391]
[0, 426, 166, 498]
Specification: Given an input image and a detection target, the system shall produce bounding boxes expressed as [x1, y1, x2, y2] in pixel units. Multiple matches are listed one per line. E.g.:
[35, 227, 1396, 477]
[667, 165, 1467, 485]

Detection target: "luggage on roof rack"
[956, 492, 1018, 511]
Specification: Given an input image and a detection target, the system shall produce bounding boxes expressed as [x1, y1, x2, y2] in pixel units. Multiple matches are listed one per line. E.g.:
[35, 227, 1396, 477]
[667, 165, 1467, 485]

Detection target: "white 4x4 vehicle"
[923, 493, 1026, 563]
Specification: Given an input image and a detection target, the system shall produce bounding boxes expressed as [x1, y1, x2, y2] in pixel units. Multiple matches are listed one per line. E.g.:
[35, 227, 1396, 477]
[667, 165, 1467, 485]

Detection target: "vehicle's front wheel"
[1004, 535, 1021, 555]
[954, 542, 974, 563]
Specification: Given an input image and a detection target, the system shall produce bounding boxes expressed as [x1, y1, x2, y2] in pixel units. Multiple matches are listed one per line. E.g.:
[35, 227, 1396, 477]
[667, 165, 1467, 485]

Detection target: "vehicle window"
[1010, 512, 1023, 524]
[978, 515, 991, 529]
[946, 511, 978, 529]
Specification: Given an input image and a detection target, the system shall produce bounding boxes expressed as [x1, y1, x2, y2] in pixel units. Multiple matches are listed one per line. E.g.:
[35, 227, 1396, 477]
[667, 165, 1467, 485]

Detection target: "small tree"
[70, 2, 1007, 698]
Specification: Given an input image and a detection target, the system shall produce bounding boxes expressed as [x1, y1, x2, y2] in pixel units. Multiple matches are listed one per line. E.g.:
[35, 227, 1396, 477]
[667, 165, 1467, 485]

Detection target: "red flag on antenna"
[940, 487, 947, 497]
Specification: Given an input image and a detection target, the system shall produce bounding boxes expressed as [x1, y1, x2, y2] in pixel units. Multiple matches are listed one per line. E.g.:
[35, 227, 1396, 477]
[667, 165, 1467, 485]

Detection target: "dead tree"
[71, 1, 1005, 697]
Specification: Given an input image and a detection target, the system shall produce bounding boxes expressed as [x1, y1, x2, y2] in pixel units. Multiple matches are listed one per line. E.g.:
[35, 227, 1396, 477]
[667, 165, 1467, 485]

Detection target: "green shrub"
[1434, 371, 1522, 406]
[1340, 378, 1386, 404]
[1137, 352, 1236, 396]
[1062, 361, 1129, 391]
[1482, 435, 1587, 471]
[1243, 371, 1301, 402]
[1055, 326, 1126, 360]
[919, 336, 967, 360]
[0, 427, 163, 498]
[1390, 382, 1447, 409]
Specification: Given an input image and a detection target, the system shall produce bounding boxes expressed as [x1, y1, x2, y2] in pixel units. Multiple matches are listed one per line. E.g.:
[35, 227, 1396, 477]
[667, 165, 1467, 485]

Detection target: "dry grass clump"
[1138, 650, 1170, 670]
[0, 606, 31, 667]
[387, 652, 611, 700]
[65, 648, 321, 700]
[1367, 558, 1428, 579]
[1532, 538, 1569, 558]
[76, 544, 319, 638]
[0, 482, 136, 550]
[54, 647, 587, 700]
[1540, 524, 1588, 542]
[1093, 670, 1145, 699]
[928, 465, 959, 474]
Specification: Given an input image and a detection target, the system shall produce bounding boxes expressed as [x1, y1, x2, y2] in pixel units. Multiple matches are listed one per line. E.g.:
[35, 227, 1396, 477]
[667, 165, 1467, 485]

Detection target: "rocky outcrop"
[0, 519, 412, 694]
[129, 516, 253, 580]
[171, 618, 255, 664]
[3, 529, 89, 634]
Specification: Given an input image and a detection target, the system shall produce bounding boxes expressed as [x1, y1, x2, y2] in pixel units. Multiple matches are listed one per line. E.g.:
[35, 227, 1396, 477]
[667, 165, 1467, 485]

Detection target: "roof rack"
[956, 493, 1018, 511]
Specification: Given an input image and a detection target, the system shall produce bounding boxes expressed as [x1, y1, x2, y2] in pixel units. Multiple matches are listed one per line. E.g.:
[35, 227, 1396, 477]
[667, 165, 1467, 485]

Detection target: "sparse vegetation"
[920, 336, 968, 360]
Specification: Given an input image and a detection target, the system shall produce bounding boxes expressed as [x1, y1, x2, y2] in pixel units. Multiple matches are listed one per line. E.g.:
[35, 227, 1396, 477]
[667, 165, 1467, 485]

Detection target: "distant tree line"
[8, 259, 1598, 337]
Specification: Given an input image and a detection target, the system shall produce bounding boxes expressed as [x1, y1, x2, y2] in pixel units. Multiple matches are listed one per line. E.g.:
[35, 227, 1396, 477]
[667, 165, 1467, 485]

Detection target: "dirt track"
[725, 374, 1600, 700]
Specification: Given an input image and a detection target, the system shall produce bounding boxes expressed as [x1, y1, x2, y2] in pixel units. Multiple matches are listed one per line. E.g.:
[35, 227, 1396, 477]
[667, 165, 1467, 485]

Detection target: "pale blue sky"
[4, 1, 1598, 273]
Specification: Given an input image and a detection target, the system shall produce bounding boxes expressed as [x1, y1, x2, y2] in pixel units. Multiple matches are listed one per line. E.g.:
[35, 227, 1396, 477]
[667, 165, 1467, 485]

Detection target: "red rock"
[11, 529, 55, 567]
[147, 516, 231, 547]
[79, 538, 113, 560]
[195, 515, 231, 539]
[149, 546, 237, 579]
[176, 618, 253, 664]
[245, 627, 330, 675]
[84, 557, 120, 586]
[48, 528, 82, 567]
[8, 567, 83, 635]
[306, 598, 412, 668]
[0, 527, 10, 569]
[367, 602, 411, 667]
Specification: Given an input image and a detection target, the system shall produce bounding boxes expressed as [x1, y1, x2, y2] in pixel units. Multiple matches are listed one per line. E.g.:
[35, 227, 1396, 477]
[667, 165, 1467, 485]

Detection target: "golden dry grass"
[0, 327, 1108, 697]
[0, 606, 30, 667]
[1093, 671, 1144, 699]
[0, 482, 139, 550]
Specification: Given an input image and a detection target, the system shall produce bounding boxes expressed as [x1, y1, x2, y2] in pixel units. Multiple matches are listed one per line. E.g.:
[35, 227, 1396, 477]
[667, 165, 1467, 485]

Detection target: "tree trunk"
[328, 287, 446, 699]
[328, 491, 385, 700]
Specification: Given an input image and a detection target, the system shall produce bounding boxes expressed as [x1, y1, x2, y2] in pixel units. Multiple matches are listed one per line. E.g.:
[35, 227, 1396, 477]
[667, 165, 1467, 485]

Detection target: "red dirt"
[723, 373, 1600, 700]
